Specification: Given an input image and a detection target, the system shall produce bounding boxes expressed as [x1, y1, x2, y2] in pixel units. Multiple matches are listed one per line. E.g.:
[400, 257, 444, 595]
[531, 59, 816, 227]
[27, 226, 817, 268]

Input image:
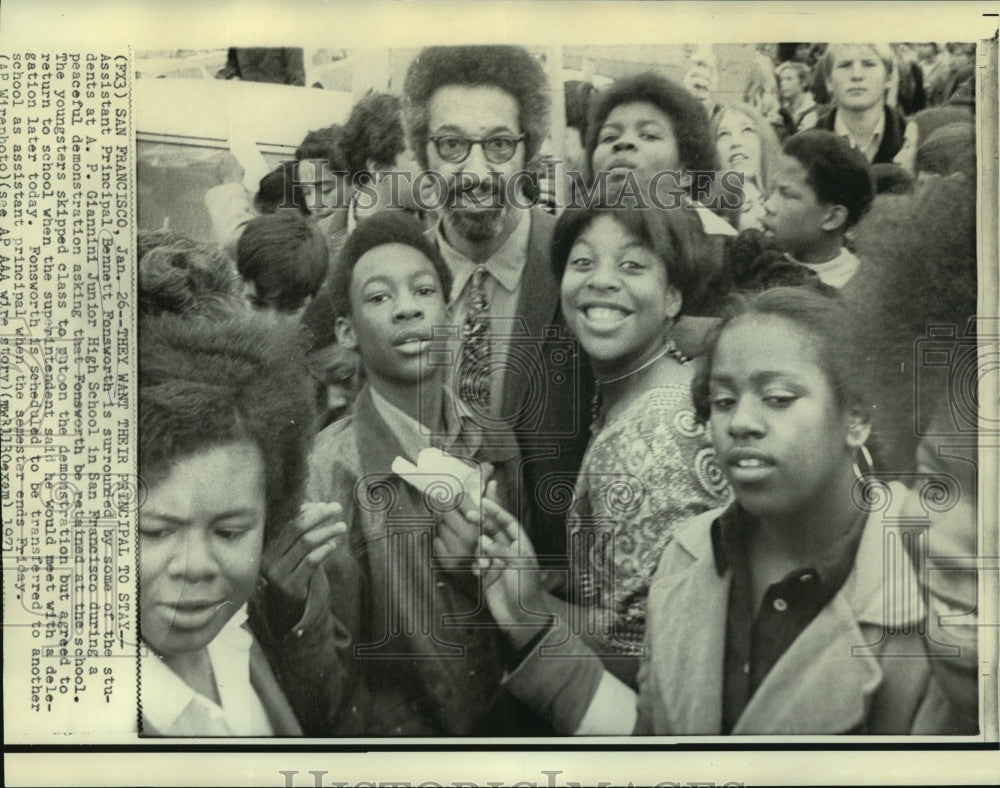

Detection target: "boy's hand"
[431, 471, 496, 571]
[263, 501, 347, 603]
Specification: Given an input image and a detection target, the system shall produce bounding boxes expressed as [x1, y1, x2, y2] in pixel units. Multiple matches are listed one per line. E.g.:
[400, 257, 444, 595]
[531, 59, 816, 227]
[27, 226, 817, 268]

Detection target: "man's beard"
[444, 177, 509, 243]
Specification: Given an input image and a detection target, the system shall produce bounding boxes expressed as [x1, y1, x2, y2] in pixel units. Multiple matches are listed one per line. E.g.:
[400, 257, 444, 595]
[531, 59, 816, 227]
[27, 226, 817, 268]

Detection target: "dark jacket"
[815, 104, 908, 164]
[259, 385, 547, 736]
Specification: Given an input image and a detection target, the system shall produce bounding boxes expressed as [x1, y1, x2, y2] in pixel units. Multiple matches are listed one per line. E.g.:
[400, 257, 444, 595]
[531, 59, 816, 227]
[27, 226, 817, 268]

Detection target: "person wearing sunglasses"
[401, 46, 595, 563]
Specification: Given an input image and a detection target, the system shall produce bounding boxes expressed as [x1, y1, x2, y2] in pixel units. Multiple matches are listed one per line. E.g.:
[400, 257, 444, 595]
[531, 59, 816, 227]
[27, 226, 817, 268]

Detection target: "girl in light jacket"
[478, 286, 973, 735]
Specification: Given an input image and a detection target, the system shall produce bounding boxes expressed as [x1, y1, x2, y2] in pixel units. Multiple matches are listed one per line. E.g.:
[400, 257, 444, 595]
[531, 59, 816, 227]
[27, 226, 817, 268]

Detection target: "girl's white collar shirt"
[141, 604, 274, 736]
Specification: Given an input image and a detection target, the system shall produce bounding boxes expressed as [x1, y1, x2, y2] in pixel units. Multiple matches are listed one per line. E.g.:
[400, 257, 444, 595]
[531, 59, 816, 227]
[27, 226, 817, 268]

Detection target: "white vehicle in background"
[135, 76, 352, 244]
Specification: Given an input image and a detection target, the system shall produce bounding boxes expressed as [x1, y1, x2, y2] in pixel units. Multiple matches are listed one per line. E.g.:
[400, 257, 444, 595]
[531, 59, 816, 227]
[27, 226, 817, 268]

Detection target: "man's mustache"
[445, 173, 506, 209]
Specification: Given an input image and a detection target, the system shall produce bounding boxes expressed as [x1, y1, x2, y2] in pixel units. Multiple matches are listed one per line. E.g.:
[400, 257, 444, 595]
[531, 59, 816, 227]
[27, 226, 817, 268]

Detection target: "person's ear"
[820, 203, 849, 233]
[663, 282, 683, 322]
[845, 410, 872, 449]
[335, 315, 357, 350]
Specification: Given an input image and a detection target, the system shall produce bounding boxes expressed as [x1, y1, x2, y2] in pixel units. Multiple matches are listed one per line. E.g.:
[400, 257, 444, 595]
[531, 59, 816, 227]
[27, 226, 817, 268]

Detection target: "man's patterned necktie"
[458, 265, 492, 410]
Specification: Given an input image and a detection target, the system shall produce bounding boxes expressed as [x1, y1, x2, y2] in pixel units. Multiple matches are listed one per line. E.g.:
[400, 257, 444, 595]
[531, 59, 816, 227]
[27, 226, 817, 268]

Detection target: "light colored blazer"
[502, 482, 975, 736]
[636, 482, 972, 735]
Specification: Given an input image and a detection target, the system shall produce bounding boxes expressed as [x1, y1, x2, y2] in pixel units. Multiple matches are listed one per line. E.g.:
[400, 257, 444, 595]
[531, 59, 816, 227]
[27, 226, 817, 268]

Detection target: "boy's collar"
[833, 106, 886, 162]
[367, 382, 465, 463]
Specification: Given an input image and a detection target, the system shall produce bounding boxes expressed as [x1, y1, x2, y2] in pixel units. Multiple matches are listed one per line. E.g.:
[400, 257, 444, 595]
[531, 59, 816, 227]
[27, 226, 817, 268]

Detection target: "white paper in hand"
[391, 448, 482, 510]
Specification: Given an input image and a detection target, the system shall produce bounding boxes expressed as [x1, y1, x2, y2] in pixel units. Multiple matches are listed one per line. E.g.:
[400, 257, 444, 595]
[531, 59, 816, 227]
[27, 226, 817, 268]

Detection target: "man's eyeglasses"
[428, 134, 526, 165]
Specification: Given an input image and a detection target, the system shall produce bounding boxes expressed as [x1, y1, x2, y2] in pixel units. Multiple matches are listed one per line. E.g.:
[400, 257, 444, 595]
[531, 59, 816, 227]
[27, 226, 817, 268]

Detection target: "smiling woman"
[482, 285, 977, 735]
[557, 206, 731, 682]
[473, 205, 730, 694]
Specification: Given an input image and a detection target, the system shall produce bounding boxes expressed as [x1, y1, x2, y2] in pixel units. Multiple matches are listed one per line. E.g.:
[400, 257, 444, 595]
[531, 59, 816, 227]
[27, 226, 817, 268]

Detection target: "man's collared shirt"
[712, 503, 866, 734]
[834, 108, 886, 163]
[435, 211, 532, 417]
[141, 605, 273, 736]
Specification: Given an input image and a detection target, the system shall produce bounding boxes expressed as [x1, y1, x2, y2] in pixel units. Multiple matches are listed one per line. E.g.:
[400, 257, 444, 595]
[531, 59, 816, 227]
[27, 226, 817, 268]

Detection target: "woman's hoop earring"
[852, 444, 875, 483]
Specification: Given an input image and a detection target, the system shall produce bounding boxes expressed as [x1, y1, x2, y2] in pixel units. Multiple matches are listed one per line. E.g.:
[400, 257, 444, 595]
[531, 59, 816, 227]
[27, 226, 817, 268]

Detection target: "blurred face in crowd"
[424, 84, 527, 245]
[778, 68, 804, 102]
[298, 161, 347, 220]
[140, 442, 266, 659]
[307, 342, 359, 421]
[591, 101, 682, 193]
[365, 144, 424, 214]
[826, 44, 889, 112]
[914, 43, 939, 63]
[336, 243, 450, 389]
[716, 108, 763, 184]
[947, 44, 975, 71]
[899, 421, 978, 710]
[561, 214, 680, 379]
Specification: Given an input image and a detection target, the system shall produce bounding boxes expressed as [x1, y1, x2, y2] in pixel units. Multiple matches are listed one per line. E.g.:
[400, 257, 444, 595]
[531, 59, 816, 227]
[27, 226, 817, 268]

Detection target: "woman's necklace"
[590, 338, 690, 432]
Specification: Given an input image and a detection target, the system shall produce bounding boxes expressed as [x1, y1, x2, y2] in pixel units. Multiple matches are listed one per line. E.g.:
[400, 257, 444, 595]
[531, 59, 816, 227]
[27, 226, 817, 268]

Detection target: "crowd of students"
[136, 41, 981, 737]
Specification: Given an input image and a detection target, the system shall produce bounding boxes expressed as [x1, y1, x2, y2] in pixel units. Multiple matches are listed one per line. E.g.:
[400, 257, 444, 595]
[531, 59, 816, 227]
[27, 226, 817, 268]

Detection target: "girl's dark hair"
[775, 61, 812, 90]
[691, 286, 871, 425]
[256, 162, 308, 215]
[550, 205, 710, 318]
[137, 229, 242, 319]
[139, 312, 316, 543]
[845, 173, 977, 472]
[584, 72, 717, 182]
[295, 123, 349, 170]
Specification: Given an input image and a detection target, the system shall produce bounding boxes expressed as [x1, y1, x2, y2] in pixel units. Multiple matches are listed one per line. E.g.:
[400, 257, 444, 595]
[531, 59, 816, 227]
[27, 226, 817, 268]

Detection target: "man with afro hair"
[402, 45, 593, 563]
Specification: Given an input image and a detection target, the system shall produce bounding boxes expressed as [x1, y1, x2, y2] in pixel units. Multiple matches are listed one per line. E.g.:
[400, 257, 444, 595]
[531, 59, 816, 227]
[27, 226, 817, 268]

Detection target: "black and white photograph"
[2, 1, 998, 786]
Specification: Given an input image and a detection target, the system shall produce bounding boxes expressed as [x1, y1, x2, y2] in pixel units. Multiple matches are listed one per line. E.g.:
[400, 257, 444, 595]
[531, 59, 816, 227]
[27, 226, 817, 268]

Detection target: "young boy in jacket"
[761, 130, 875, 289]
[258, 210, 545, 736]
